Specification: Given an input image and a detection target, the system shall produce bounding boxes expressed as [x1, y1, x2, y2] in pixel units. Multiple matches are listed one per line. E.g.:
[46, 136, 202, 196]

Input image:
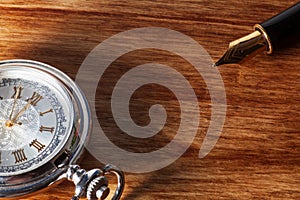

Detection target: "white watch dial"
[0, 67, 74, 176]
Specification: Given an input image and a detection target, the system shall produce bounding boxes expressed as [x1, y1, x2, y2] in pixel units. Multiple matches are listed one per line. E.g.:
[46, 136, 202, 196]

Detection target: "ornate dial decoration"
[0, 78, 69, 175]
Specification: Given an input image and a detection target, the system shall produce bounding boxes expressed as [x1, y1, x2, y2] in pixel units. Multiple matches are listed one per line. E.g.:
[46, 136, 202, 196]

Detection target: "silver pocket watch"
[0, 60, 124, 200]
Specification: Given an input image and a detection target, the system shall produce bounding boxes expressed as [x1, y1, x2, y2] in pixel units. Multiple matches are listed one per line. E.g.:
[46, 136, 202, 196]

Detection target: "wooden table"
[1, 0, 299, 199]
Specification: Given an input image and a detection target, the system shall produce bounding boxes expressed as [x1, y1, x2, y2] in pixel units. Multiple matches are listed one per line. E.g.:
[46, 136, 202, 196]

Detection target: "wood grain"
[0, 0, 299, 199]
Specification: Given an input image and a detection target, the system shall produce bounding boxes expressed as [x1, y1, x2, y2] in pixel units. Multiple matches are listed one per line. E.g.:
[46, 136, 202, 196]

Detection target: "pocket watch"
[0, 60, 124, 200]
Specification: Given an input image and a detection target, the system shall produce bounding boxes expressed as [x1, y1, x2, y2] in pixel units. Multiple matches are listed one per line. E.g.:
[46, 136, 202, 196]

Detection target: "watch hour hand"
[9, 100, 32, 125]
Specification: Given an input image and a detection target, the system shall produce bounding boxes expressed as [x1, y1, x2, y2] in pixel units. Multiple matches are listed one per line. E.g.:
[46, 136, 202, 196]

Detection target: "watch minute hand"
[9, 86, 22, 120]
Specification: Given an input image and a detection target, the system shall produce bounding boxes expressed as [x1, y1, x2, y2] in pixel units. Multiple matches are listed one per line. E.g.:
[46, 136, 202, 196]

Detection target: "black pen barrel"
[255, 2, 300, 54]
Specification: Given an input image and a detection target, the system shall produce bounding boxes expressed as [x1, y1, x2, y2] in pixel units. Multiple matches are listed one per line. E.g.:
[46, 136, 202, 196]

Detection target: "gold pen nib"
[214, 30, 267, 67]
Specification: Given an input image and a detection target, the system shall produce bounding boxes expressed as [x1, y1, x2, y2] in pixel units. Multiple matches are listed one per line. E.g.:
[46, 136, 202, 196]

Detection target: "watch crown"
[67, 164, 124, 200]
[87, 176, 110, 200]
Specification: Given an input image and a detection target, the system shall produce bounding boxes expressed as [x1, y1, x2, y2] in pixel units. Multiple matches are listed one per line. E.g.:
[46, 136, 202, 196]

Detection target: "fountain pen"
[215, 3, 300, 66]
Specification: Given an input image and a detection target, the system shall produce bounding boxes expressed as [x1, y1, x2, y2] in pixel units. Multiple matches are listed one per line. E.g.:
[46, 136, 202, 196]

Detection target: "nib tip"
[213, 59, 224, 67]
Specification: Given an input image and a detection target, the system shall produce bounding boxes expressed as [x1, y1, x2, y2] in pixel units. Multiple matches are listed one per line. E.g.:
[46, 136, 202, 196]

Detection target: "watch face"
[0, 64, 74, 176]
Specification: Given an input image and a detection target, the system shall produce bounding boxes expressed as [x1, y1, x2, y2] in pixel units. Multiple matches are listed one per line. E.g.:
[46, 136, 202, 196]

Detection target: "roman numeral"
[39, 126, 54, 133]
[39, 108, 53, 116]
[29, 139, 45, 152]
[26, 92, 43, 106]
[12, 149, 27, 163]
[11, 86, 23, 99]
